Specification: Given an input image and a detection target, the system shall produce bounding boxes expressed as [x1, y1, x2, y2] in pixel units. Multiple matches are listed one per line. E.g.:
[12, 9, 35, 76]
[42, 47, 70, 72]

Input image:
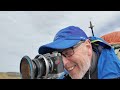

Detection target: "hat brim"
[38, 39, 80, 54]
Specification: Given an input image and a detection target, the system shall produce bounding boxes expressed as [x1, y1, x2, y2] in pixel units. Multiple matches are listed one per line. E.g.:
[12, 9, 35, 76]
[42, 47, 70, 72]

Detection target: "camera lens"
[32, 57, 46, 78]
[20, 52, 64, 79]
[20, 56, 33, 79]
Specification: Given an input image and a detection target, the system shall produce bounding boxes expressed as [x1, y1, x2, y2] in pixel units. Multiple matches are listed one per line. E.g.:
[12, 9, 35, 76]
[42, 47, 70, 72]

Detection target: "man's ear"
[85, 39, 92, 56]
[85, 39, 91, 46]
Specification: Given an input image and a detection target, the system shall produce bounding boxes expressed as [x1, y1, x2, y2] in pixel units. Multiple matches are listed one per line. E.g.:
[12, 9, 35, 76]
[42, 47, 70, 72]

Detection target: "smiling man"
[61, 40, 92, 79]
[38, 26, 120, 79]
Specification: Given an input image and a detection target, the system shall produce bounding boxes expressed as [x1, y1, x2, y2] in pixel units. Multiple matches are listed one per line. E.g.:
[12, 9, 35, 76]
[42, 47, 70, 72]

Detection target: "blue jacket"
[90, 37, 120, 79]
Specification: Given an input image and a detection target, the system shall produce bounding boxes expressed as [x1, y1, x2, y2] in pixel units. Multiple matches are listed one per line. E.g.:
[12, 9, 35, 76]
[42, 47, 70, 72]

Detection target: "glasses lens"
[62, 48, 74, 57]
[61, 41, 85, 57]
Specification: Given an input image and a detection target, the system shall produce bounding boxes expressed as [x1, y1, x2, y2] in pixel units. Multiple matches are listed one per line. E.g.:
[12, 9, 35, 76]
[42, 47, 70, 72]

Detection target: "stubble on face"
[63, 41, 92, 79]
[68, 46, 91, 79]
[67, 56, 91, 79]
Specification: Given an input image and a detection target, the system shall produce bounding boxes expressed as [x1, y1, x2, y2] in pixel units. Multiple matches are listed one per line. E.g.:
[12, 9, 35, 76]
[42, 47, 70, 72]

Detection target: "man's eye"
[66, 51, 70, 54]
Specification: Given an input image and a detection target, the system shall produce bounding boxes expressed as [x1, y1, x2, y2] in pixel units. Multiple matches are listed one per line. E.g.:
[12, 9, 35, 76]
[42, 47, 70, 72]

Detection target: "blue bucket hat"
[38, 26, 88, 54]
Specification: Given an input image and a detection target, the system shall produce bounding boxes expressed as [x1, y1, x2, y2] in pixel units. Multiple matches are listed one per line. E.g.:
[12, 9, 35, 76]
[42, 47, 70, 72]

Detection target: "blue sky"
[0, 11, 120, 72]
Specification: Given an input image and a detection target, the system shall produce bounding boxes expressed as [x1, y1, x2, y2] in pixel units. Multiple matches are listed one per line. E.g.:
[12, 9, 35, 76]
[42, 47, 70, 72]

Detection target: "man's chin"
[69, 72, 81, 79]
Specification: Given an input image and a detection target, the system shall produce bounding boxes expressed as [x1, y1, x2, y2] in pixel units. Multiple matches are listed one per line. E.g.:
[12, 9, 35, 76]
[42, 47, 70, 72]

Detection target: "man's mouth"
[67, 65, 77, 71]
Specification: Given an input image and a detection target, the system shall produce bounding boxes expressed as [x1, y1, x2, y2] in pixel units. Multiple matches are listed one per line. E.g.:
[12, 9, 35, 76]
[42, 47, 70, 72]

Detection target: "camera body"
[20, 51, 64, 79]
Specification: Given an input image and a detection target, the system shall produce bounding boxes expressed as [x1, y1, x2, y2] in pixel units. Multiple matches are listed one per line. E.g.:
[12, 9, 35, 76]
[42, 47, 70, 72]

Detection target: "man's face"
[61, 40, 92, 79]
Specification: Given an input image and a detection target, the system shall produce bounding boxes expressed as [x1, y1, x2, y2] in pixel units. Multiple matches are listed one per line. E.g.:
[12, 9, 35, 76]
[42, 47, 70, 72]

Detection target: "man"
[38, 26, 120, 79]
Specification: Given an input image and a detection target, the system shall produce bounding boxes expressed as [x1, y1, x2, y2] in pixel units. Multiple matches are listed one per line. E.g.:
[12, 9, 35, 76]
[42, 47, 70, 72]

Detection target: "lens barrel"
[20, 52, 64, 79]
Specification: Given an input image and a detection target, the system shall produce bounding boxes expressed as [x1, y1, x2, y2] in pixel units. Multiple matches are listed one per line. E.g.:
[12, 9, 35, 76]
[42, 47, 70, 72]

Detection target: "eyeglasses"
[61, 41, 85, 58]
